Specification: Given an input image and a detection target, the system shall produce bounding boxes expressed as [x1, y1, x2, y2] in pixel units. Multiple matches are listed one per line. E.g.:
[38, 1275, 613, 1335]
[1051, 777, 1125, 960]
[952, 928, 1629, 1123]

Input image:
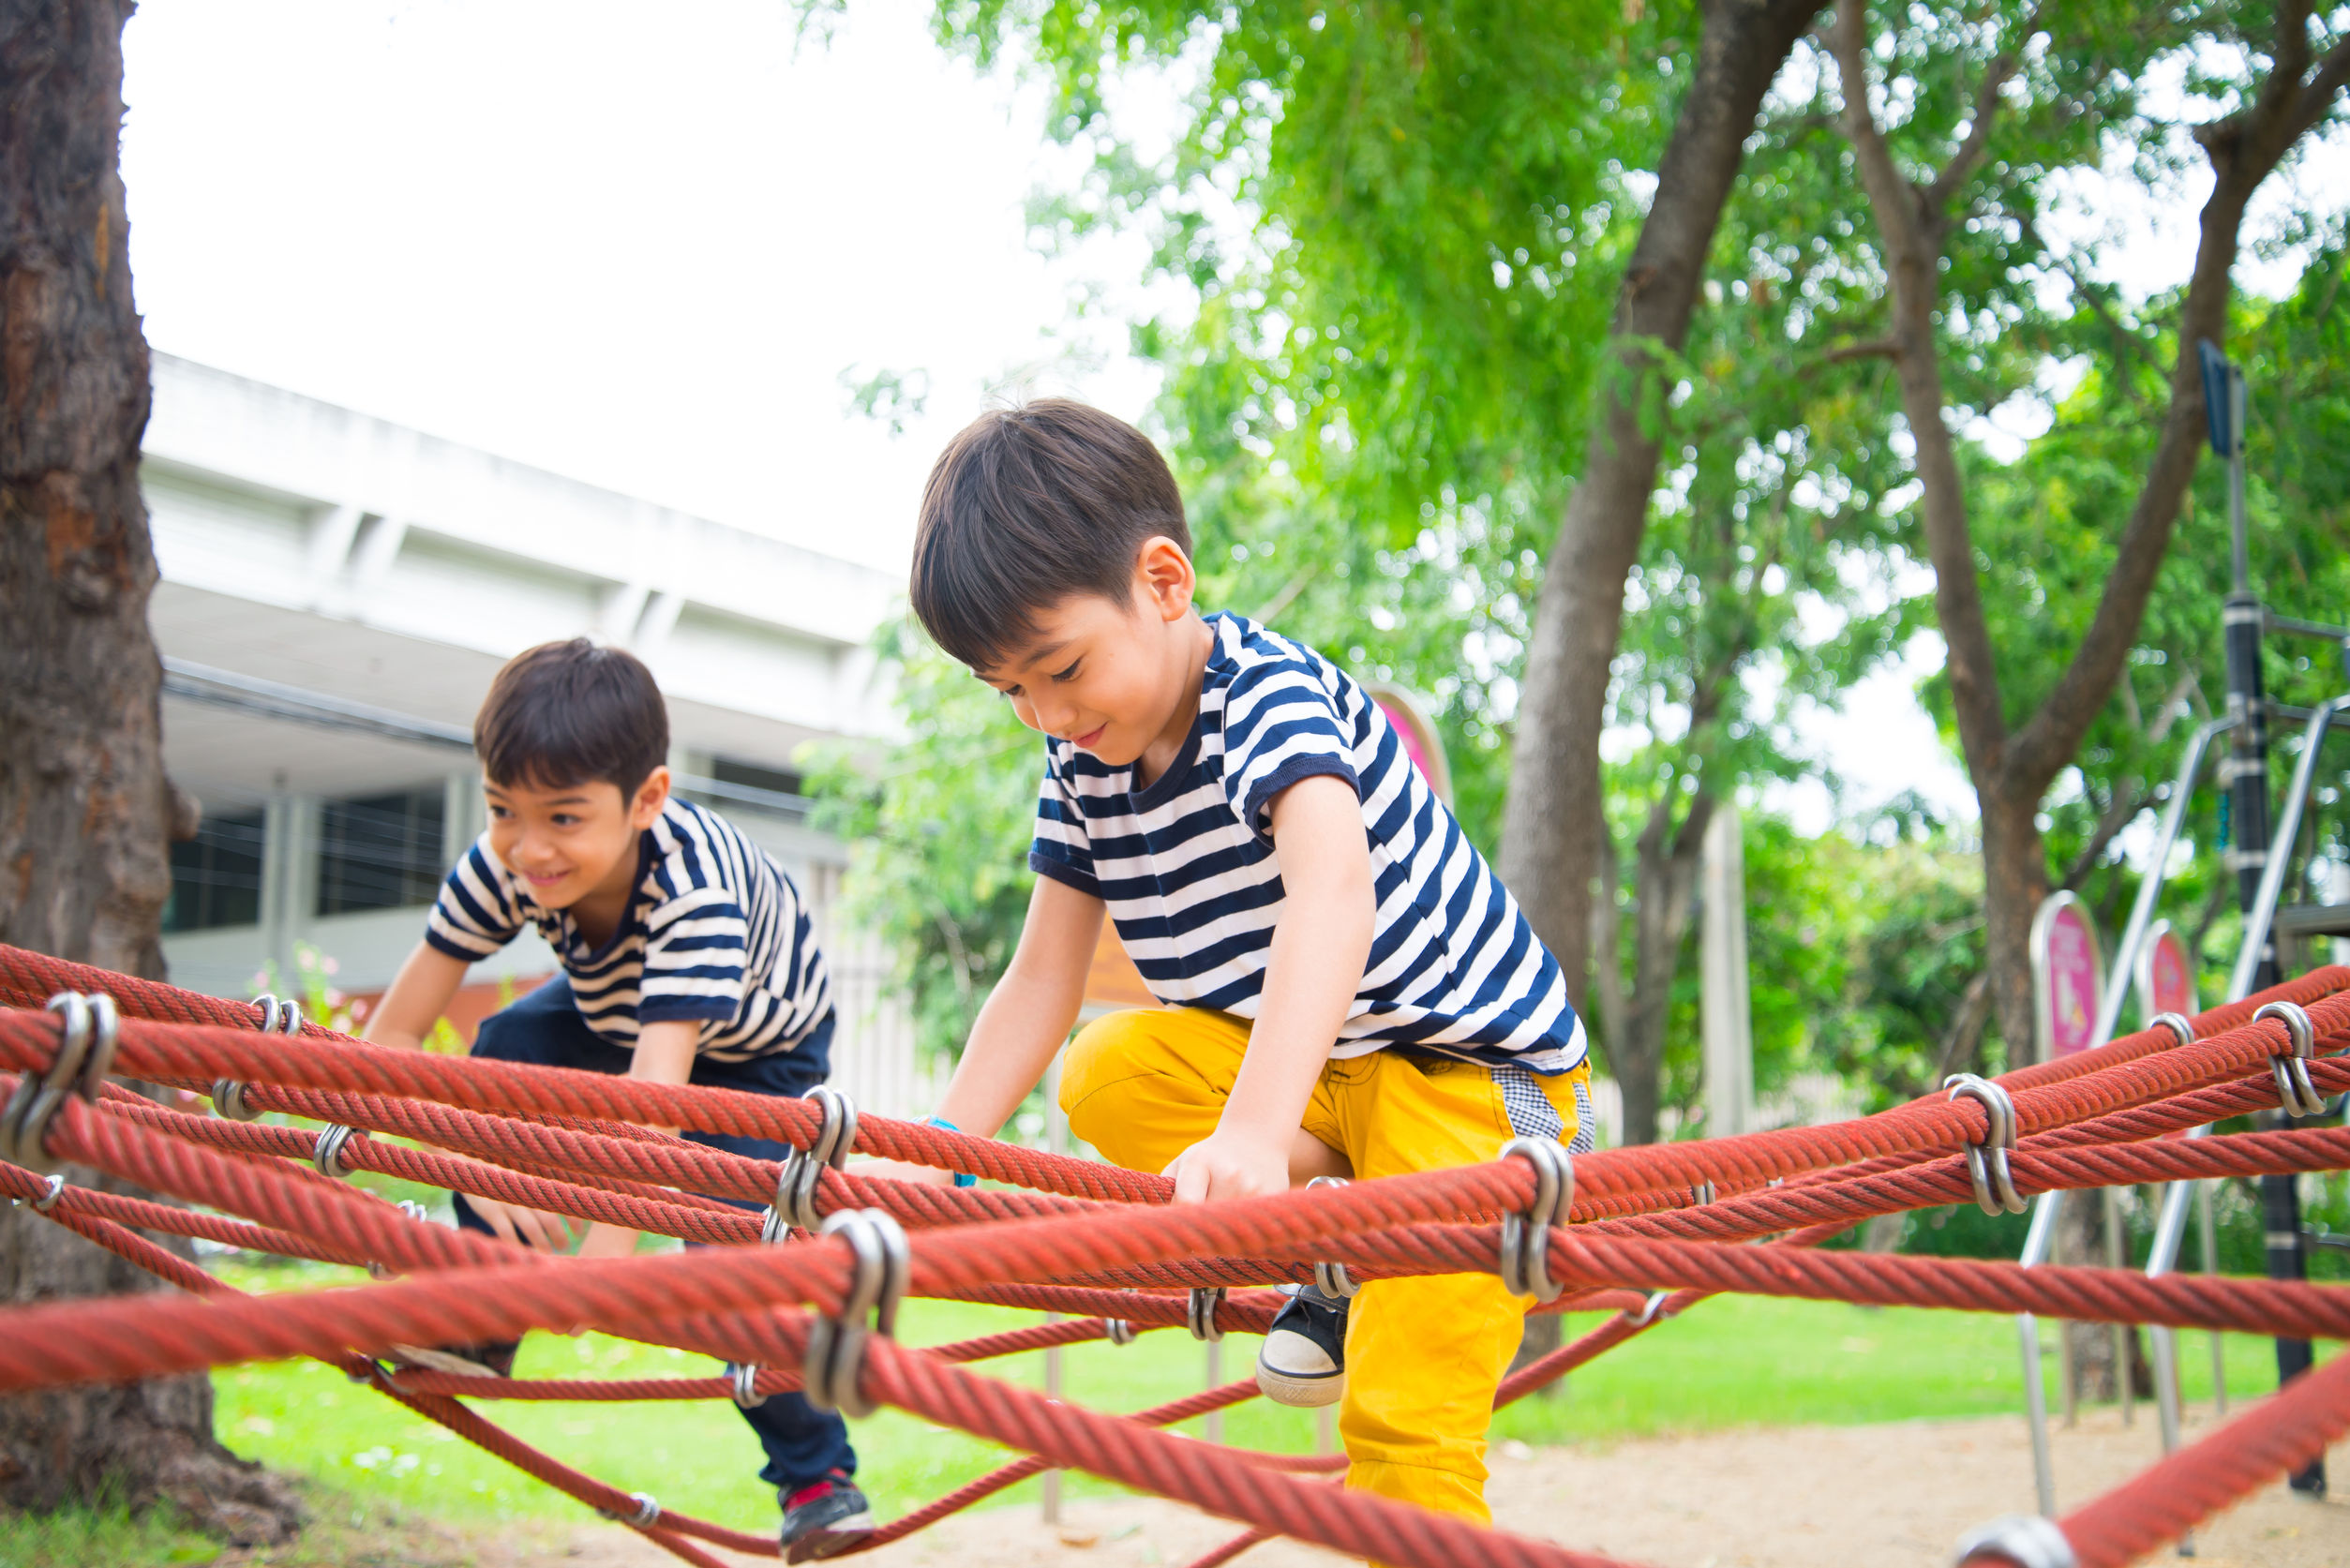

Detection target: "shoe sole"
[783, 1513, 874, 1563]
[1255, 1362, 1346, 1409]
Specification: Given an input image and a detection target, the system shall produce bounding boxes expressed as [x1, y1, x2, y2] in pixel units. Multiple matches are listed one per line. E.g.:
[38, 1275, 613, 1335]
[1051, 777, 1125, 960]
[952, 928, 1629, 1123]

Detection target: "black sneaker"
[1255, 1283, 1349, 1408]
[781, 1469, 873, 1563]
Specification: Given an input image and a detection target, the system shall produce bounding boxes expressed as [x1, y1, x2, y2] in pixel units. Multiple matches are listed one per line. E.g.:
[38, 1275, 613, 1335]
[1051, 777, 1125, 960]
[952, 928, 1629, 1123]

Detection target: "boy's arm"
[1169, 774, 1372, 1203]
[362, 942, 471, 1053]
[858, 874, 1101, 1184]
[365, 945, 575, 1254]
[574, 1020, 698, 1260]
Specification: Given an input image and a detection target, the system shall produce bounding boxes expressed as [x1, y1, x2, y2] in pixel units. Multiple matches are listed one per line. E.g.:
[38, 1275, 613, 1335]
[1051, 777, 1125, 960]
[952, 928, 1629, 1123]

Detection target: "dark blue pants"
[453, 977, 855, 1495]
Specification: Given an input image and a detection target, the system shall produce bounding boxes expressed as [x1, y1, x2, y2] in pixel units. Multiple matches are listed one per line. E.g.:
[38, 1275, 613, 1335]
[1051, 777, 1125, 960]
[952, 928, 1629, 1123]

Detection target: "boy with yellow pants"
[868, 400, 1593, 1532]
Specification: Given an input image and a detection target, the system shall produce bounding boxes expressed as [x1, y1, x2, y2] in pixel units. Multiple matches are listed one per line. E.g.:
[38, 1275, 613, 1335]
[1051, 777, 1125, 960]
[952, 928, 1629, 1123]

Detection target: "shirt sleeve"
[1026, 747, 1100, 898]
[1219, 652, 1362, 841]
[639, 885, 751, 1026]
[423, 834, 525, 961]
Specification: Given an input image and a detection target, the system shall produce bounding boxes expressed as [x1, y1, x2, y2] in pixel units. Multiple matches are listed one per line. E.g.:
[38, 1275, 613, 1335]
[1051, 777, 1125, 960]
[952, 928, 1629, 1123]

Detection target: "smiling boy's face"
[976, 536, 1205, 769]
[484, 769, 668, 910]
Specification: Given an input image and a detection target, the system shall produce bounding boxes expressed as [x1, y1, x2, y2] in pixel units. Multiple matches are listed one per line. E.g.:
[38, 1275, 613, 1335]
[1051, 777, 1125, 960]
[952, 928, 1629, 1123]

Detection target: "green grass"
[16, 1246, 2328, 1565]
[193, 1256, 2333, 1543]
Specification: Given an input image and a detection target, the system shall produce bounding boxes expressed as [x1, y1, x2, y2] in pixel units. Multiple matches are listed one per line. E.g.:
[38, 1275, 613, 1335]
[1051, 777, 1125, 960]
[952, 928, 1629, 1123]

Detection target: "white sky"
[120, 4, 2345, 833]
[121, 0, 1168, 575]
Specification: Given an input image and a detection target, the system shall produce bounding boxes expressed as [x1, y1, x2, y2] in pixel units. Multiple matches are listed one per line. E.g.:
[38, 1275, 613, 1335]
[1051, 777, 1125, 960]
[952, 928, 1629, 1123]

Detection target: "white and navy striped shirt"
[424, 798, 831, 1061]
[1029, 613, 1586, 1073]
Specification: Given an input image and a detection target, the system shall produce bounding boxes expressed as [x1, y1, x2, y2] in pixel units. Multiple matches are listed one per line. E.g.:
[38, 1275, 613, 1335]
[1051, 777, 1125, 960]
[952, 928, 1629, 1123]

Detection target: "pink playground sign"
[2137, 919, 2196, 1023]
[2030, 892, 2104, 1061]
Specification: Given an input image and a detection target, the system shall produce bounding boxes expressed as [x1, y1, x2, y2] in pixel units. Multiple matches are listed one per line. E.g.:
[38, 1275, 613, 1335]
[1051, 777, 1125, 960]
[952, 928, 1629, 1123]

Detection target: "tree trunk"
[0, 0, 298, 1542]
[1498, 0, 1825, 999]
[1829, 0, 2350, 1051]
[1617, 792, 1714, 1146]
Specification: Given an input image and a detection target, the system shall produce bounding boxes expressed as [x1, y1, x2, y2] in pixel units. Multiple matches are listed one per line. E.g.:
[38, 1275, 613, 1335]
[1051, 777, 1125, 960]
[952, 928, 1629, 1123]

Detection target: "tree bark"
[1499, 0, 1827, 1007]
[1617, 789, 1714, 1146]
[0, 0, 298, 1542]
[1827, 0, 2350, 1052]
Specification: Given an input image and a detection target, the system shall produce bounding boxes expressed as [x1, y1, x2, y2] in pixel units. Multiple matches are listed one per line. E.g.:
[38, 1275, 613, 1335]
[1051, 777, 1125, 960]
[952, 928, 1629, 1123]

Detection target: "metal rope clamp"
[1498, 1136, 1574, 1302]
[802, 1208, 907, 1419]
[214, 993, 302, 1122]
[2253, 1000, 2328, 1118]
[1187, 1285, 1227, 1342]
[1952, 1512, 2076, 1568]
[1304, 1175, 1359, 1299]
[763, 1085, 859, 1243]
[31, 1174, 67, 1214]
[0, 993, 121, 1175]
[1103, 1318, 1137, 1347]
[313, 1123, 361, 1180]
[725, 1360, 766, 1409]
[599, 1491, 661, 1529]
[1944, 1073, 2027, 1216]
[2148, 1011, 2194, 1049]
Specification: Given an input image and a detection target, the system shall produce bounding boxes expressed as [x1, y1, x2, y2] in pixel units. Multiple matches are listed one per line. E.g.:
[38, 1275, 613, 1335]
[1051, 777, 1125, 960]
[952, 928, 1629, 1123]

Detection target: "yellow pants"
[1060, 1008, 1590, 1532]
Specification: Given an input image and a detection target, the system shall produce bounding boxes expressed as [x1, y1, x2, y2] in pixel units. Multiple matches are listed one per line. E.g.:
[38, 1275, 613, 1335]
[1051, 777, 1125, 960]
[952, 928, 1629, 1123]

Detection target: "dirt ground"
[488, 1405, 2350, 1568]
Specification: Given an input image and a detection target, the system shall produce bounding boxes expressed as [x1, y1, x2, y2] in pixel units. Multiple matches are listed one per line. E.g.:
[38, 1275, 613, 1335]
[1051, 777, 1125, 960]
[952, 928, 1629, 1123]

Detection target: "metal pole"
[2199, 1180, 2227, 1417]
[2208, 332, 2325, 1497]
[2017, 1189, 2064, 1514]
[2093, 718, 2234, 1043]
[2105, 1187, 2132, 1425]
[1042, 1049, 1069, 1526]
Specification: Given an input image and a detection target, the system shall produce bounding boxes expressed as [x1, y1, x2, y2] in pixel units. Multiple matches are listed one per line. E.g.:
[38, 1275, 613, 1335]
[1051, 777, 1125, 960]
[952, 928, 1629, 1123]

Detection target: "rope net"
[2, 943, 2348, 1568]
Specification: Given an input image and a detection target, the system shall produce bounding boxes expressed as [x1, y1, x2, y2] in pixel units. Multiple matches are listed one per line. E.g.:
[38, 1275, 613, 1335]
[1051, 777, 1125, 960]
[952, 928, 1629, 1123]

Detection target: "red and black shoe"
[781, 1469, 873, 1563]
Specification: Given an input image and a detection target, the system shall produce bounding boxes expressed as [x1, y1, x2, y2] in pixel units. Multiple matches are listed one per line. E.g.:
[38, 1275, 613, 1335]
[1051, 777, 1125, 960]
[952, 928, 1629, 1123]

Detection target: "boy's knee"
[1057, 1009, 1164, 1138]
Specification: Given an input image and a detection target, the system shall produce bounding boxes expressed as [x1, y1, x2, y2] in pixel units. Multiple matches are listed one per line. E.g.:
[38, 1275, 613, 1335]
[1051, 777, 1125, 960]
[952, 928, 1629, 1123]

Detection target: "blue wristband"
[921, 1114, 979, 1187]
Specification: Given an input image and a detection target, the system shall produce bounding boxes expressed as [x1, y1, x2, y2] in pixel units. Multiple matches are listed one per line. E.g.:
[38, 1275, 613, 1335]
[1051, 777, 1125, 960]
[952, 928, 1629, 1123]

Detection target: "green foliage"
[806, 620, 1043, 1064]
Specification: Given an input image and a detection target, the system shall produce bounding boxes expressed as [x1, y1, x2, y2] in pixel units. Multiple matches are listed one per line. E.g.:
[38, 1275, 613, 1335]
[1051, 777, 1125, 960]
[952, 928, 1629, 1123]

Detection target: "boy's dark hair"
[474, 638, 669, 795]
[910, 398, 1190, 671]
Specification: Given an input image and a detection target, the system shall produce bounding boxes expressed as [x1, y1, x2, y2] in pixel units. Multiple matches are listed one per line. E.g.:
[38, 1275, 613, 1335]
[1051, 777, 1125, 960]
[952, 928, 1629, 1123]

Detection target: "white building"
[145, 354, 921, 1112]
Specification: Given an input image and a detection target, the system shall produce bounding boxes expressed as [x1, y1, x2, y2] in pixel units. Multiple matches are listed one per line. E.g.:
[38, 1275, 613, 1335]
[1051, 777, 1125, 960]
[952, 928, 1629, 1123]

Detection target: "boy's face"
[484, 768, 669, 910]
[978, 536, 1203, 767]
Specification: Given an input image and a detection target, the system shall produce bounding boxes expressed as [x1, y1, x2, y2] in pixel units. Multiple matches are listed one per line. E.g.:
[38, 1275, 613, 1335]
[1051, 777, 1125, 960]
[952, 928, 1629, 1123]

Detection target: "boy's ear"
[629, 766, 671, 829]
[1134, 535, 1195, 623]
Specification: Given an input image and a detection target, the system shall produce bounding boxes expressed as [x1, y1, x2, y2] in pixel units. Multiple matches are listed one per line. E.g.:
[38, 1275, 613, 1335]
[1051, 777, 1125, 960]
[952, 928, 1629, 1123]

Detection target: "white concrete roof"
[144, 354, 902, 799]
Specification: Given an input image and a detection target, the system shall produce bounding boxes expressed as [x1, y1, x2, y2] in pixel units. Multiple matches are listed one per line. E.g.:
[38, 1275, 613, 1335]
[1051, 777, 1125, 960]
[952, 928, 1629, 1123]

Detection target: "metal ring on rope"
[1305, 1175, 1360, 1299]
[599, 1491, 661, 1529]
[1944, 1073, 2027, 1215]
[1103, 1319, 1137, 1347]
[313, 1124, 360, 1181]
[1187, 1286, 1227, 1343]
[1497, 1137, 1574, 1302]
[1688, 1181, 1716, 1207]
[802, 1208, 907, 1419]
[726, 1361, 766, 1409]
[2148, 1010, 2194, 1049]
[763, 1084, 860, 1242]
[215, 993, 303, 1122]
[1629, 1290, 1670, 1328]
[1953, 1512, 2076, 1568]
[2253, 1000, 2328, 1118]
[31, 1174, 67, 1214]
[0, 993, 120, 1174]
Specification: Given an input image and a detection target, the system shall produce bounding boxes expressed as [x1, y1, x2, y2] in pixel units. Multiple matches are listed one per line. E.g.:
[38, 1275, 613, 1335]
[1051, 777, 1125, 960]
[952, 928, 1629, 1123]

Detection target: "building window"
[690, 756, 807, 821]
[711, 757, 803, 799]
[317, 788, 446, 916]
[164, 811, 266, 933]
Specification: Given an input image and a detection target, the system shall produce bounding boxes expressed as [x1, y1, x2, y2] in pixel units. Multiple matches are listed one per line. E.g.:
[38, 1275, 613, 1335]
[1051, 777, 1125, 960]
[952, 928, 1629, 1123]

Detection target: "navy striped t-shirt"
[1028, 612, 1586, 1073]
[424, 798, 831, 1062]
